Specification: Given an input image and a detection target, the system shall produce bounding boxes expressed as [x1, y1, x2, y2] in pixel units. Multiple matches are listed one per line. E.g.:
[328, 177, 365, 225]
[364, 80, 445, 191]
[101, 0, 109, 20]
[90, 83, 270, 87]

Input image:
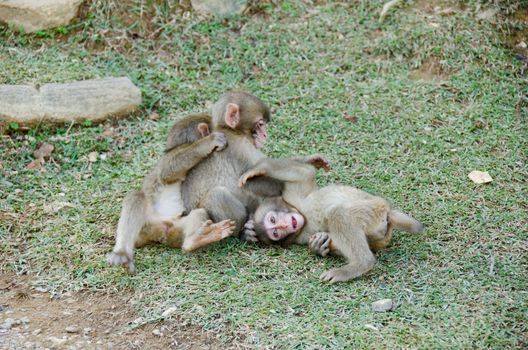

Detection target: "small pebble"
[48, 336, 68, 347]
[66, 325, 79, 333]
[33, 328, 42, 335]
[162, 306, 178, 318]
[372, 298, 394, 312]
[152, 328, 163, 337]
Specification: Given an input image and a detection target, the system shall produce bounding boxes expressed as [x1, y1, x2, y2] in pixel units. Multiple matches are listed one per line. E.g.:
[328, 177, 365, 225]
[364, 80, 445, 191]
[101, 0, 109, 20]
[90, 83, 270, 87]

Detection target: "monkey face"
[261, 209, 304, 240]
[254, 197, 305, 243]
[252, 119, 267, 149]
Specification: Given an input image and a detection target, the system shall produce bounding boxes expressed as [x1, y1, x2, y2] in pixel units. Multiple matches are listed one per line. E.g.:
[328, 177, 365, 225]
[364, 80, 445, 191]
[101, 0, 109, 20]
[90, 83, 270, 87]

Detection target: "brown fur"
[240, 156, 423, 283]
[107, 123, 235, 274]
[178, 92, 282, 236]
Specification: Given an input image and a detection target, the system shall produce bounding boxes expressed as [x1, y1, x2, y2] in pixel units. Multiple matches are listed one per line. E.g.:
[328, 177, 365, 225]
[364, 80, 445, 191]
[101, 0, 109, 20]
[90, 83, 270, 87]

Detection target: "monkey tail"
[388, 210, 424, 234]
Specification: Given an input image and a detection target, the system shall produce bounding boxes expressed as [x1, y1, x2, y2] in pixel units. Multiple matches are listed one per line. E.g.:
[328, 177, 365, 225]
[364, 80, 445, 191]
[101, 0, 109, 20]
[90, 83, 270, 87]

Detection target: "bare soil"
[0, 274, 223, 350]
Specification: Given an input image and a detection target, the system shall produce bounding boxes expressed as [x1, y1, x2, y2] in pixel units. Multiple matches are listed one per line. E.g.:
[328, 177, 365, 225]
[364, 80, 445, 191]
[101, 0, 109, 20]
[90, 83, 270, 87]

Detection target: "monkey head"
[212, 91, 270, 149]
[252, 197, 305, 246]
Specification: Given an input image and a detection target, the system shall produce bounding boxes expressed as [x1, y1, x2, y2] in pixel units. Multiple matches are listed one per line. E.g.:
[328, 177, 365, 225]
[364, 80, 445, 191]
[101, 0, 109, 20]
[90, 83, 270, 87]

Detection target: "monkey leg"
[202, 186, 248, 234]
[320, 206, 377, 283]
[177, 208, 235, 252]
[107, 191, 147, 274]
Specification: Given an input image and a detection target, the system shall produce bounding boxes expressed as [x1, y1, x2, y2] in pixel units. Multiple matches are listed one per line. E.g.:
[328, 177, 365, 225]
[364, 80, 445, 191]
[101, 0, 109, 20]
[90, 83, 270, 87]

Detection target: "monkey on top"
[239, 155, 423, 283]
[108, 91, 283, 273]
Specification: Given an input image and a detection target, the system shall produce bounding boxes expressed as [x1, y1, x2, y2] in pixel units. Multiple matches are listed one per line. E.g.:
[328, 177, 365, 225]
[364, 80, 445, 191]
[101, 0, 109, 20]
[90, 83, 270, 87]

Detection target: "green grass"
[1, 0, 527, 348]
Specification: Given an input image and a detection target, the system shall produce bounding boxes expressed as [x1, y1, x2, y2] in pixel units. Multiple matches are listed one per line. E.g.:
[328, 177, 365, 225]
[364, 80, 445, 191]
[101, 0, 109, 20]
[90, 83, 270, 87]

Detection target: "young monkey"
[107, 115, 235, 273]
[239, 156, 423, 283]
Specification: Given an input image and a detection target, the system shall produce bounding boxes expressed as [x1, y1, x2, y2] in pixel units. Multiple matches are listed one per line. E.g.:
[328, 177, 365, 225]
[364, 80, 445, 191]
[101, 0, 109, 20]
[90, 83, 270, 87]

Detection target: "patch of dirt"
[0, 274, 223, 350]
[409, 56, 449, 81]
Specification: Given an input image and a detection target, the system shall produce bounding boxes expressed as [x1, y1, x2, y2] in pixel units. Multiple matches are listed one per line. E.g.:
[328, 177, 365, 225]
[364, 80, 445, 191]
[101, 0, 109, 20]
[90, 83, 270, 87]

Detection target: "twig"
[379, 0, 403, 23]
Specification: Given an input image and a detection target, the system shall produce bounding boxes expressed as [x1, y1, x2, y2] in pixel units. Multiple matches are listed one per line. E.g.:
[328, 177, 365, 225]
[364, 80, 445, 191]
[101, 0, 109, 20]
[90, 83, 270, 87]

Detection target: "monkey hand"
[107, 250, 136, 274]
[212, 132, 228, 152]
[239, 219, 259, 242]
[306, 155, 331, 172]
[238, 169, 267, 187]
[309, 232, 331, 257]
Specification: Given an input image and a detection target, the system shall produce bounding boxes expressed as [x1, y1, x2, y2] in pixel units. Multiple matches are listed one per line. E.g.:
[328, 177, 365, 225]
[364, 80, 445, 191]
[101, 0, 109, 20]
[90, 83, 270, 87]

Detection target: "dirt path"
[0, 274, 223, 350]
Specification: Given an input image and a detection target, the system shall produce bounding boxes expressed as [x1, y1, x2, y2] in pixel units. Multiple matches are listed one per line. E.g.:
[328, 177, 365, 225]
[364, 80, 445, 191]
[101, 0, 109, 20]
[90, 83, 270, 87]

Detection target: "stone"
[372, 298, 393, 312]
[0, 318, 20, 330]
[191, 0, 248, 17]
[65, 325, 79, 333]
[161, 306, 178, 318]
[0, 77, 142, 126]
[0, 0, 83, 33]
[48, 336, 68, 347]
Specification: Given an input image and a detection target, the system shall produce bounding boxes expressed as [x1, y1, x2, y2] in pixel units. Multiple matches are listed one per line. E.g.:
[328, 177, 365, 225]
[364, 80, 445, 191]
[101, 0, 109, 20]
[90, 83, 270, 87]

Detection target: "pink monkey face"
[252, 119, 267, 149]
[262, 209, 305, 241]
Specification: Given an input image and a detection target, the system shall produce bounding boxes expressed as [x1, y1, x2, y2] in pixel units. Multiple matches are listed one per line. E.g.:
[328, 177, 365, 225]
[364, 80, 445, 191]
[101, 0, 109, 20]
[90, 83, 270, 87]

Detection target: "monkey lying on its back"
[107, 114, 235, 274]
[239, 156, 423, 283]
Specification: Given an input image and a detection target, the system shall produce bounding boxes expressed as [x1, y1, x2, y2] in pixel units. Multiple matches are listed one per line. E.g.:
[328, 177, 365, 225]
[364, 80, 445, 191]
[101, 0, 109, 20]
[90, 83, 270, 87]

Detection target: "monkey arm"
[239, 158, 316, 186]
[159, 133, 224, 184]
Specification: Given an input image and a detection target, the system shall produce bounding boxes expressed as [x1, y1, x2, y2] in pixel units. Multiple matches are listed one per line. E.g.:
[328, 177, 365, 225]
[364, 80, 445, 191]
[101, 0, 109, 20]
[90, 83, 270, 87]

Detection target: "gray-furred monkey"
[107, 114, 235, 274]
[239, 156, 423, 283]
[175, 92, 283, 237]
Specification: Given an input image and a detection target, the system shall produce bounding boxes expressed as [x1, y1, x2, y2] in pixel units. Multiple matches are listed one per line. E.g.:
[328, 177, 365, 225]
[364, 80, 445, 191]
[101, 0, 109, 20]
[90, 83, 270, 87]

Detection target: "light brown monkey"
[175, 92, 283, 238]
[239, 156, 423, 283]
[107, 117, 235, 273]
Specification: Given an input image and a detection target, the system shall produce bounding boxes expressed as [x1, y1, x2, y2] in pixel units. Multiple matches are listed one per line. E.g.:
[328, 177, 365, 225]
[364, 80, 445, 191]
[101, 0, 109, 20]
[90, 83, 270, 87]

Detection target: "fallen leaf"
[468, 170, 493, 184]
[102, 129, 114, 137]
[148, 112, 160, 121]
[344, 114, 358, 123]
[88, 152, 98, 163]
[44, 201, 76, 213]
[25, 158, 45, 171]
[33, 142, 54, 159]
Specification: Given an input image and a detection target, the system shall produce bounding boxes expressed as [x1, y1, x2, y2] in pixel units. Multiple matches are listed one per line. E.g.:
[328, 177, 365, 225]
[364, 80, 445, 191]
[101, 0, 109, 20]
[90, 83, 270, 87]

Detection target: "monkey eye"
[270, 216, 275, 224]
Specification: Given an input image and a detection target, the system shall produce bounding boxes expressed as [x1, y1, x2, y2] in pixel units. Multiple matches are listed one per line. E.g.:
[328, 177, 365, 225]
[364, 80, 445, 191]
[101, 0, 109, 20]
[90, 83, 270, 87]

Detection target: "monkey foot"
[202, 219, 236, 239]
[309, 232, 331, 257]
[238, 169, 267, 187]
[307, 155, 331, 172]
[320, 266, 356, 284]
[107, 250, 136, 274]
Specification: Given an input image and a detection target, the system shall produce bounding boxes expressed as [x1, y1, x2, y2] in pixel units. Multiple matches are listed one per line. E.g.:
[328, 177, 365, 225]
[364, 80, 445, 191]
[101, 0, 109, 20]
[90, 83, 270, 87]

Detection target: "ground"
[1, 0, 527, 349]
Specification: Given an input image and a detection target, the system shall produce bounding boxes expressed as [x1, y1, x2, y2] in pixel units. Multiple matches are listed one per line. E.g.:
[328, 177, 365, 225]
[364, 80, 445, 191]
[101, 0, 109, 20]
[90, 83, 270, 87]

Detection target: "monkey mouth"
[292, 217, 297, 229]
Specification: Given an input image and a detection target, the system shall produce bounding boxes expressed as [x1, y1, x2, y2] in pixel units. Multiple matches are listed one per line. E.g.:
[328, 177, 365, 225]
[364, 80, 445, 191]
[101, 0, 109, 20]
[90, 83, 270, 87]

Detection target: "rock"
[0, 77, 142, 126]
[161, 306, 178, 318]
[20, 316, 30, 323]
[0, 0, 83, 33]
[372, 298, 393, 312]
[191, 0, 248, 17]
[476, 8, 499, 21]
[33, 328, 42, 335]
[0, 318, 20, 330]
[65, 325, 79, 333]
[152, 328, 163, 337]
[48, 336, 68, 347]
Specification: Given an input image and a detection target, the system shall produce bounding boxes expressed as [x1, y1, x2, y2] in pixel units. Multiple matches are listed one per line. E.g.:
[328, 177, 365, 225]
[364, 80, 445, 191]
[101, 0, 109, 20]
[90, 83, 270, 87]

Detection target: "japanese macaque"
[107, 117, 235, 274]
[176, 92, 283, 238]
[239, 156, 423, 283]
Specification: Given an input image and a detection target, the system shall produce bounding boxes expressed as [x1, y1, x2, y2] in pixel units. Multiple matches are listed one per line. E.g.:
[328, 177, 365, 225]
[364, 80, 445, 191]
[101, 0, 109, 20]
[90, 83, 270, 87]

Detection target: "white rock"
[0, 77, 142, 125]
[372, 298, 393, 312]
[152, 328, 163, 337]
[0, 0, 83, 33]
[65, 325, 79, 333]
[161, 306, 178, 318]
[48, 336, 68, 347]
[191, 0, 248, 17]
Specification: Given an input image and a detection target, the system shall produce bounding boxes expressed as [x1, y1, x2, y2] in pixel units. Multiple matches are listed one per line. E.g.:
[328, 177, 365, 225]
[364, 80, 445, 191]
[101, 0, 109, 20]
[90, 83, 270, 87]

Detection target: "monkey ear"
[225, 103, 240, 129]
[197, 122, 210, 137]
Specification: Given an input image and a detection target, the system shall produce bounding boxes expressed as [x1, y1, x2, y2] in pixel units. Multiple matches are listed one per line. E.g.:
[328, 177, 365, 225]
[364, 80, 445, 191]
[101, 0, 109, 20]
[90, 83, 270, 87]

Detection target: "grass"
[1, 0, 527, 348]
